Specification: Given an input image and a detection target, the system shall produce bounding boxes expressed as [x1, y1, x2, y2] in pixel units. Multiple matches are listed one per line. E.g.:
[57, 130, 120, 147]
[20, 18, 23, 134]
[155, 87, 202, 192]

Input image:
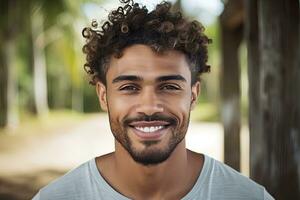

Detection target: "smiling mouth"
[129, 121, 171, 132]
[128, 121, 172, 139]
[134, 125, 166, 133]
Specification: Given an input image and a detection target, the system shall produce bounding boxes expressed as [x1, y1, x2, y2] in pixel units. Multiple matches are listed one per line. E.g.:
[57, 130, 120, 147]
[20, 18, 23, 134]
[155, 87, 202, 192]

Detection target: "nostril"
[135, 104, 164, 115]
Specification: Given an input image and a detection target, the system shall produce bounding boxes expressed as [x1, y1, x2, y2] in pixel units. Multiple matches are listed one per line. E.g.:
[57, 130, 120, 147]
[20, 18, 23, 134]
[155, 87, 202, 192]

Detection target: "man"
[33, 1, 274, 199]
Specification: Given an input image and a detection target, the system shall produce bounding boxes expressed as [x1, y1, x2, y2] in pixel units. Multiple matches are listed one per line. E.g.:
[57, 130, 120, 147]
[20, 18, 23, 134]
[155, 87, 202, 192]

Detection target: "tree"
[30, 6, 49, 116]
[28, 0, 70, 116]
[42, 0, 86, 112]
[0, 0, 24, 128]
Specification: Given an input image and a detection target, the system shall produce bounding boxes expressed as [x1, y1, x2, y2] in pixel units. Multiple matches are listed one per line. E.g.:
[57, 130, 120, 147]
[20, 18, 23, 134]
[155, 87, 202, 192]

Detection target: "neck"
[112, 139, 196, 199]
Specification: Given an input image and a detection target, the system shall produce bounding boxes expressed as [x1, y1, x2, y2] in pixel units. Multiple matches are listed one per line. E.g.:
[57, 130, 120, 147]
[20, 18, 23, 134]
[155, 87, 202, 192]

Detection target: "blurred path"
[0, 114, 249, 176]
[0, 114, 113, 175]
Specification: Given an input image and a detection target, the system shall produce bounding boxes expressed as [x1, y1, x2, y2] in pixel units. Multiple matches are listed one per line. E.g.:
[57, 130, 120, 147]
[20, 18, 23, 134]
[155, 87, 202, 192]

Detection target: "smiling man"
[32, 1, 274, 200]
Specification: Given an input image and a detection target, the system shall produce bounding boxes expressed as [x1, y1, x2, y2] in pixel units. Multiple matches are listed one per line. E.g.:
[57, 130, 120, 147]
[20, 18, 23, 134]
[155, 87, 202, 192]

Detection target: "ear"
[191, 81, 201, 110]
[96, 81, 108, 112]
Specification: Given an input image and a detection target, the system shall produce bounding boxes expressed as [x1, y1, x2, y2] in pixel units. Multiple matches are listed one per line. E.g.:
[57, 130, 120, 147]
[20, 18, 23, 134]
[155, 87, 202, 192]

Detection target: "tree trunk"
[219, 0, 244, 171]
[6, 39, 19, 129]
[0, 0, 20, 129]
[0, 40, 9, 128]
[247, 0, 300, 198]
[0, 40, 18, 129]
[31, 10, 49, 117]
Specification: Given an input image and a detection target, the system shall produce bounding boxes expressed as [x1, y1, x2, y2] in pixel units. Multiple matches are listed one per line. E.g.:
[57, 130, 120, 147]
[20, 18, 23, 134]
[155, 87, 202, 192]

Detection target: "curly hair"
[82, 0, 211, 86]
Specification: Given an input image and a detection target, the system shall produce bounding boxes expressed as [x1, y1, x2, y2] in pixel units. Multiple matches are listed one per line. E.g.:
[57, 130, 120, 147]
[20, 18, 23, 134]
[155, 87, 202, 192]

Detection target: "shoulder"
[211, 157, 257, 185]
[200, 155, 273, 200]
[36, 159, 96, 200]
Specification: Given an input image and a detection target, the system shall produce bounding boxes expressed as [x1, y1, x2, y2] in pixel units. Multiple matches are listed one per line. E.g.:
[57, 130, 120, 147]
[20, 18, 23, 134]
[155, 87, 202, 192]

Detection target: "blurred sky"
[82, 0, 224, 26]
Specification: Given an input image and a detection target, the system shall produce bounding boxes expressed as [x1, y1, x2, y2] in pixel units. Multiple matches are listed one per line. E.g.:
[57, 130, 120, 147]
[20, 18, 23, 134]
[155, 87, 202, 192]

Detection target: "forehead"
[106, 44, 191, 82]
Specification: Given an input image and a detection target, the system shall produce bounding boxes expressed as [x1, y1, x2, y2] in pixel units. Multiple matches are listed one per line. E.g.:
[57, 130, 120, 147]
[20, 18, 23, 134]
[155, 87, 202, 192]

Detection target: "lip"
[129, 125, 171, 140]
[129, 121, 170, 127]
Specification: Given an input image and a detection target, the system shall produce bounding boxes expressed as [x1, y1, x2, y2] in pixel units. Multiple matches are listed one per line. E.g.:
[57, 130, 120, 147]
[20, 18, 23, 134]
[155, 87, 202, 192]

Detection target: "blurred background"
[0, 0, 299, 199]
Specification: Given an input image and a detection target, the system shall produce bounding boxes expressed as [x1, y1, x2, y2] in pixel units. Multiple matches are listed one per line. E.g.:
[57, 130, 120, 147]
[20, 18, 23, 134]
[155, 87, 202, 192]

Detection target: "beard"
[108, 111, 190, 166]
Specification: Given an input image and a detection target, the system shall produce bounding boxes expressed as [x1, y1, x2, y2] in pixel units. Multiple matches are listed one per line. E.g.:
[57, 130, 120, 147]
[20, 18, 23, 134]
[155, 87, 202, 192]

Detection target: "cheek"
[106, 92, 134, 121]
[177, 101, 192, 123]
[163, 94, 192, 120]
[167, 99, 190, 115]
[165, 90, 192, 108]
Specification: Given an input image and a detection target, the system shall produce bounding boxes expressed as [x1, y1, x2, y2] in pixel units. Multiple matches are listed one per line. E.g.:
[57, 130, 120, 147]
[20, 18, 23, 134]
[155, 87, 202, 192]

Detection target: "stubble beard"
[107, 110, 190, 166]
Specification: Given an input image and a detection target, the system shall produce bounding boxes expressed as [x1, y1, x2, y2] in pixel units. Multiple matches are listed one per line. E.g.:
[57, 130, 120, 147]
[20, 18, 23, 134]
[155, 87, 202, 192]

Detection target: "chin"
[129, 148, 172, 166]
[127, 138, 183, 166]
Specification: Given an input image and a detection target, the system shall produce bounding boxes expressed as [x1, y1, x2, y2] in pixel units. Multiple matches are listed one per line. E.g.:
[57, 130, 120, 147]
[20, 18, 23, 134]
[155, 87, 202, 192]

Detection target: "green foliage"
[191, 102, 219, 122]
[83, 83, 101, 113]
[36, 0, 68, 29]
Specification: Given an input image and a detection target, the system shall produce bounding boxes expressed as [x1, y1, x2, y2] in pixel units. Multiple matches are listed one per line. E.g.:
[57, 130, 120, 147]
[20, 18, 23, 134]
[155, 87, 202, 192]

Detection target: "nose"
[135, 88, 164, 115]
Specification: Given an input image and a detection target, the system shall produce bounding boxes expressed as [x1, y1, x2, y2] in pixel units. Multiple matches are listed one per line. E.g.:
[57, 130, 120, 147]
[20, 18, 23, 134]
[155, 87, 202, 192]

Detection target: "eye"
[119, 85, 139, 91]
[160, 84, 180, 90]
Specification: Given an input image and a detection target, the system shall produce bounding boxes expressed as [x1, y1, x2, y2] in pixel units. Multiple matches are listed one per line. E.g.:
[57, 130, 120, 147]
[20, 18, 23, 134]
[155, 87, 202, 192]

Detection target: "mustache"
[123, 113, 177, 126]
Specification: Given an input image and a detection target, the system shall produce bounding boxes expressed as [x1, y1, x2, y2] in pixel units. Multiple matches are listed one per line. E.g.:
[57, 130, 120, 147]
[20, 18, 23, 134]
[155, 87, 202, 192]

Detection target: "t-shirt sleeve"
[32, 191, 40, 200]
[264, 189, 275, 200]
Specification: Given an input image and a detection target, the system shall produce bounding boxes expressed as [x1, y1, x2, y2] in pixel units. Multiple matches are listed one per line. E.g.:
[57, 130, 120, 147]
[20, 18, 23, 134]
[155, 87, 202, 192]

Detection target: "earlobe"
[96, 82, 108, 112]
[191, 81, 201, 110]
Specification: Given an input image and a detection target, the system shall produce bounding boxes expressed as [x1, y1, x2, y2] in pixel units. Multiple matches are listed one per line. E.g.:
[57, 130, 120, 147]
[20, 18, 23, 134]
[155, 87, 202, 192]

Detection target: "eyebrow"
[156, 75, 187, 82]
[112, 75, 142, 83]
[112, 74, 187, 84]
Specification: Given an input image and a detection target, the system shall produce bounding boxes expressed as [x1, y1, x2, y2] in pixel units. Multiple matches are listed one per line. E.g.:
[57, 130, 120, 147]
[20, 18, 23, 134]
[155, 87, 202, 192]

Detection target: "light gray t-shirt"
[32, 154, 274, 200]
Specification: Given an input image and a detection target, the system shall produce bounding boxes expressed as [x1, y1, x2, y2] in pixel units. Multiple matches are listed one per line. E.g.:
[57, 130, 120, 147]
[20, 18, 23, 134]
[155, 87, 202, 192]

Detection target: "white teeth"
[135, 126, 164, 133]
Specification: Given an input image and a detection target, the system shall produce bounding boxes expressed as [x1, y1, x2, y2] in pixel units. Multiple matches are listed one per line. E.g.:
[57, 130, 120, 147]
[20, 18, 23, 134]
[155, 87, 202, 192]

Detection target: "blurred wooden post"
[244, 0, 263, 178]
[220, 0, 244, 171]
[246, 0, 300, 198]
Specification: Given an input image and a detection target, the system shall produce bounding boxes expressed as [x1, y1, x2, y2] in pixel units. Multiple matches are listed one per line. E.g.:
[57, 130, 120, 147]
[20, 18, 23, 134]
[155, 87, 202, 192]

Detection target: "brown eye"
[119, 85, 139, 91]
[161, 84, 180, 90]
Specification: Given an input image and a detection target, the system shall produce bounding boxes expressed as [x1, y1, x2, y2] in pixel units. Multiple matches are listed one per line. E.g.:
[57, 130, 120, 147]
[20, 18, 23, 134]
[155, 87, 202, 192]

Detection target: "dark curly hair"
[82, 0, 211, 86]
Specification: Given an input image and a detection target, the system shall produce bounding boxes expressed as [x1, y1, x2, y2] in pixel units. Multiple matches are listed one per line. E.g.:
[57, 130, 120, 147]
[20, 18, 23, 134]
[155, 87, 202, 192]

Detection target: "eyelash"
[119, 85, 139, 91]
[160, 84, 180, 90]
[119, 84, 181, 92]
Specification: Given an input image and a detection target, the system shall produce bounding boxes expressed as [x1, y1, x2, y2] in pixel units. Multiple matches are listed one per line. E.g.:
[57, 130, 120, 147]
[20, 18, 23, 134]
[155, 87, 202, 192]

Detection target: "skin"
[95, 44, 204, 199]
